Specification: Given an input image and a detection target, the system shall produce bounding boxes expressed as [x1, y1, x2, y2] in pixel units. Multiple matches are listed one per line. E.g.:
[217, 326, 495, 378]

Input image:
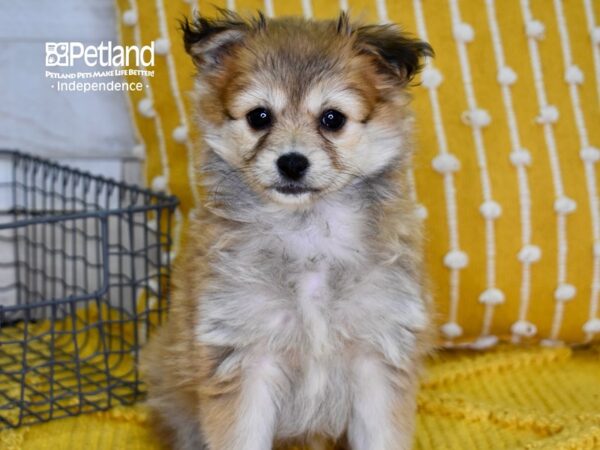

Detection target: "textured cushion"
[114, 0, 600, 346]
[3, 345, 600, 449]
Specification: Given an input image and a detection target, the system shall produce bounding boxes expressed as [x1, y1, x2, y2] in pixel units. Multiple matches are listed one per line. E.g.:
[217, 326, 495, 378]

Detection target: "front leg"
[200, 355, 287, 450]
[347, 355, 418, 450]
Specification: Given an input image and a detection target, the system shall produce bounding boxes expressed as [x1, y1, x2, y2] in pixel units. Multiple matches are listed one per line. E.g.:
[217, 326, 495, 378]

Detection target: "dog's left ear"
[353, 23, 433, 85]
[181, 10, 260, 71]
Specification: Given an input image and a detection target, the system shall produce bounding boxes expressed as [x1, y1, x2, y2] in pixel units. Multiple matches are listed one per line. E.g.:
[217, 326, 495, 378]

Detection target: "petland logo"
[45, 41, 155, 93]
[45, 41, 155, 67]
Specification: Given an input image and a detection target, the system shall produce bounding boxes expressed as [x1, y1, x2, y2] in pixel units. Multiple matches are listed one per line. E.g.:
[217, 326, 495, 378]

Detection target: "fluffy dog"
[142, 10, 433, 450]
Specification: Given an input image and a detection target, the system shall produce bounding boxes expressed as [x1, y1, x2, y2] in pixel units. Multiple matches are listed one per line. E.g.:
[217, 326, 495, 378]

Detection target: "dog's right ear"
[181, 10, 250, 71]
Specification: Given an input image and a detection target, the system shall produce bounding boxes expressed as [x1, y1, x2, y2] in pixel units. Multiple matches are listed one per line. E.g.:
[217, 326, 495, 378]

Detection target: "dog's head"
[183, 10, 431, 206]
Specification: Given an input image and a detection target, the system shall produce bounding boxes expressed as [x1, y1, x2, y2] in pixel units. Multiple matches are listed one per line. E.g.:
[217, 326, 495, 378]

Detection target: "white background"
[0, 0, 139, 179]
[0, 0, 142, 306]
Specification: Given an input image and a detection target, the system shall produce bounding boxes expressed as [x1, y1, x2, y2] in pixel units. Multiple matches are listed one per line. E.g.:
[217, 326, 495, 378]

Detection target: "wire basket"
[0, 150, 178, 428]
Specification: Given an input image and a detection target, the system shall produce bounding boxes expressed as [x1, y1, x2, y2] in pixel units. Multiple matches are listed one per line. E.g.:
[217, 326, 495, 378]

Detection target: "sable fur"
[142, 10, 433, 450]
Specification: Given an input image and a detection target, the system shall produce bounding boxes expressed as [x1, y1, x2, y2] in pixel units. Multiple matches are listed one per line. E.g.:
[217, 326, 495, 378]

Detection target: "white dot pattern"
[518, 245, 542, 263]
[479, 200, 502, 220]
[479, 288, 505, 305]
[512, 320, 537, 337]
[450, 0, 500, 340]
[580, 146, 600, 162]
[441, 322, 463, 339]
[453, 22, 475, 42]
[137, 98, 155, 117]
[421, 67, 443, 88]
[132, 144, 145, 159]
[536, 105, 560, 124]
[122, 9, 137, 26]
[151, 175, 168, 192]
[554, 283, 576, 302]
[554, 196, 577, 215]
[525, 20, 545, 38]
[154, 38, 170, 55]
[432, 153, 460, 173]
[444, 250, 469, 270]
[497, 66, 518, 85]
[565, 65, 584, 84]
[510, 149, 532, 167]
[414, 0, 465, 342]
[592, 26, 600, 44]
[461, 108, 492, 127]
[583, 318, 600, 334]
[172, 125, 188, 143]
[471, 335, 499, 349]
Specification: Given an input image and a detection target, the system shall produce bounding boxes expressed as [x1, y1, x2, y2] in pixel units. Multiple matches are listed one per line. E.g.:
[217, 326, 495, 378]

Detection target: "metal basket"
[0, 150, 178, 428]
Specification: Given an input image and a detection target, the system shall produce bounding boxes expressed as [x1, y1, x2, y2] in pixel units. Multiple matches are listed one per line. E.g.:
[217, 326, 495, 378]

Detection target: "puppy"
[142, 10, 433, 450]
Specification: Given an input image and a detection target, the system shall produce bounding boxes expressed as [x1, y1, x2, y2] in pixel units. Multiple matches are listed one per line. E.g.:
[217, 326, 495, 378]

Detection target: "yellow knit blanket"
[2, 344, 599, 449]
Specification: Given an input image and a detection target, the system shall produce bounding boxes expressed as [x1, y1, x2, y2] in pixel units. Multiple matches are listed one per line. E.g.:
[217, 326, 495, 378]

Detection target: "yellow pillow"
[114, 0, 600, 346]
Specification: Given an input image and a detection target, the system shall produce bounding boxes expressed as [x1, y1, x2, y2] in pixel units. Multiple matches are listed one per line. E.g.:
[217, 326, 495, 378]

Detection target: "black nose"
[276, 153, 309, 181]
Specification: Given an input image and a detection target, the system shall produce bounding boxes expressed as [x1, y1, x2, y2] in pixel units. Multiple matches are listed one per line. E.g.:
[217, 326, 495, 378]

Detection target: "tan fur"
[142, 11, 433, 450]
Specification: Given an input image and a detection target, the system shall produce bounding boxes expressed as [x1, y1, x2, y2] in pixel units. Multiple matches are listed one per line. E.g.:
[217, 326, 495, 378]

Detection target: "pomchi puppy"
[142, 9, 433, 450]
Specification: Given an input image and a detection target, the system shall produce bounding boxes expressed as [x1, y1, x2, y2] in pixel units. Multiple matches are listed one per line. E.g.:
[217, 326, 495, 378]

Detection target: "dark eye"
[320, 109, 346, 131]
[246, 107, 272, 130]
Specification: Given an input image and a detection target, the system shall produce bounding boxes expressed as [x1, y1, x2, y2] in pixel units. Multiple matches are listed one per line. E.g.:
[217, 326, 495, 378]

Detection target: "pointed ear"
[355, 24, 433, 84]
[336, 11, 352, 36]
[181, 10, 253, 71]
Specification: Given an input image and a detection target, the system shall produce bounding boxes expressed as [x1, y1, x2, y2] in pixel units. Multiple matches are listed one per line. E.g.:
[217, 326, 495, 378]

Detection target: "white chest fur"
[276, 199, 367, 261]
[196, 196, 426, 440]
[295, 266, 330, 356]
